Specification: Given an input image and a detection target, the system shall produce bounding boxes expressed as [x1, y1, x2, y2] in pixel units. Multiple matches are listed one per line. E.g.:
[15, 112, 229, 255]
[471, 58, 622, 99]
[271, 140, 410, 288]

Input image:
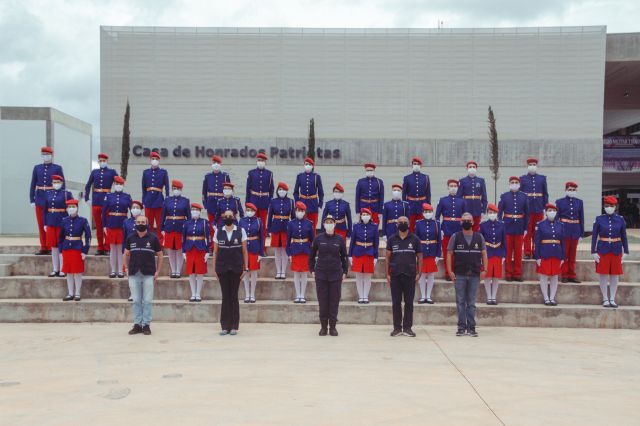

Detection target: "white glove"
[86, 200, 92, 206]
[536, 259, 541, 266]
[204, 253, 210, 262]
[43, 226, 47, 232]
[441, 230, 444, 239]
[258, 256, 264, 262]
[622, 253, 627, 263]
[592, 253, 600, 263]
[31, 202, 36, 208]
[183, 253, 187, 260]
[435, 257, 442, 263]
[349, 257, 353, 264]
[374, 258, 378, 266]
[502, 258, 506, 264]
[523, 231, 528, 237]
[81, 253, 86, 260]
[288, 256, 292, 262]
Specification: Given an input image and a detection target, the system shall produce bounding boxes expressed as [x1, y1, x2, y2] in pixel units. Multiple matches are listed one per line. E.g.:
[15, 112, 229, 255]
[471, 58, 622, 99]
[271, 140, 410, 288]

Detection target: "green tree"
[120, 100, 131, 180]
[307, 118, 315, 161]
[488, 106, 499, 204]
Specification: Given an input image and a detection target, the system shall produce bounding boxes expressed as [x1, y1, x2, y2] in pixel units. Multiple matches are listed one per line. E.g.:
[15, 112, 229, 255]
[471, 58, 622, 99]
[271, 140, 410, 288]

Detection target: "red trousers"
[524, 212, 544, 256]
[35, 205, 47, 250]
[257, 209, 268, 239]
[409, 214, 422, 232]
[208, 213, 216, 249]
[92, 205, 106, 250]
[371, 212, 380, 224]
[561, 238, 579, 279]
[506, 234, 524, 279]
[145, 207, 163, 242]
[442, 235, 452, 277]
[472, 216, 481, 232]
[307, 212, 318, 235]
[335, 229, 347, 240]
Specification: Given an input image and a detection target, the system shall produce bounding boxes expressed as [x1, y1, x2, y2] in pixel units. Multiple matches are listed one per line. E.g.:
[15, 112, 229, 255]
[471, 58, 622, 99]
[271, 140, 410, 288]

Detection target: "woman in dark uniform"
[309, 215, 349, 336]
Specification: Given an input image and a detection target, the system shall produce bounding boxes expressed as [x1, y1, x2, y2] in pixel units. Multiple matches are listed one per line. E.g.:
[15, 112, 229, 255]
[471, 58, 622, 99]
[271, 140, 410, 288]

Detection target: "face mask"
[131, 208, 142, 217]
[304, 164, 313, 172]
[488, 212, 498, 221]
[67, 207, 78, 216]
[605, 206, 615, 215]
[99, 161, 107, 169]
[277, 189, 287, 198]
[448, 186, 458, 195]
[365, 170, 374, 178]
[397, 222, 409, 232]
[462, 221, 473, 230]
[324, 223, 335, 233]
[135, 223, 147, 232]
[151, 159, 159, 167]
[211, 163, 221, 171]
[361, 214, 371, 224]
[509, 183, 520, 191]
[42, 154, 52, 163]
[256, 161, 266, 169]
[52, 183, 62, 190]
[172, 189, 181, 197]
[566, 190, 576, 198]
[423, 212, 433, 220]
[392, 190, 402, 200]
[467, 167, 477, 176]
[333, 192, 343, 200]
[223, 189, 232, 197]
[412, 164, 421, 173]
[114, 184, 124, 192]
[546, 211, 557, 220]
[295, 211, 305, 220]
[528, 165, 537, 173]
[191, 210, 200, 219]
[246, 211, 255, 218]
[223, 217, 234, 226]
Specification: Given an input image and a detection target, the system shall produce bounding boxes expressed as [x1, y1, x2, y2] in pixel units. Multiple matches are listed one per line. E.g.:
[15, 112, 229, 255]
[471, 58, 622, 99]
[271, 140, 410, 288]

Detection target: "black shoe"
[506, 277, 513, 282]
[544, 300, 552, 306]
[128, 324, 143, 335]
[117, 273, 125, 279]
[426, 298, 434, 304]
[523, 255, 532, 260]
[74, 296, 81, 301]
[445, 276, 452, 282]
[363, 299, 369, 304]
[190, 297, 197, 302]
[514, 277, 524, 282]
[561, 278, 568, 283]
[128, 297, 133, 302]
[62, 295, 74, 301]
[96, 249, 105, 256]
[142, 325, 151, 335]
[319, 327, 328, 336]
[36, 249, 50, 255]
[568, 278, 581, 284]
[109, 272, 117, 278]
[493, 300, 499, 306]
[329, 327, 338, 337]
[456, 328, 466, 336]
[468, 328, 478, 337]
[170, 273, 176, 279]
[250, 298, 256, 303]
[103, 251, 110, 256]
[550, 300, 558, 306]
[59, 272, 66, 277]
[418, 298, 427, 304]
[300, 298, 306, 304]
[48, 271, 59, 277]
[610, 301, 619, 308]
[244, 298, 251, 303]
[403, 328, 416, 337]
[390, 329, 403, 337]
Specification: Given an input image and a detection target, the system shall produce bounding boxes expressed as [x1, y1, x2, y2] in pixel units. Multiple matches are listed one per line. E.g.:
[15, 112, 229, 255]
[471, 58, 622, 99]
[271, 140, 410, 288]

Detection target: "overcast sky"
[1, 0, 639, 153]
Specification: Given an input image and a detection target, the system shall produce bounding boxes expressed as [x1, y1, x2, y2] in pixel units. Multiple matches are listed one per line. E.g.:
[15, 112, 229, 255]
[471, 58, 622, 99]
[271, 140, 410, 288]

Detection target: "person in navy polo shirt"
[457, 160, 487, 231]
[59, 199, 91, 302]
[44, 175, 73, 277]
[84, 153, 118, 255]
[267, 182, 295, 279]
[480, 204, 506, 305]
[535, 203, 565, 306]
[161, 179, 191, 278]
[102, 176, 132, 278]
[141, 151, 170, 240]
[286, 202, 315, 303]
[239, 203, 265, 303]
[30, 146, 64, 255]
[556, 182, 584, 283]
[293, 157, 324, 232]
[403, 156, 431, 232]
[182, 203, 210, 302]
[245, 153, 273, 240]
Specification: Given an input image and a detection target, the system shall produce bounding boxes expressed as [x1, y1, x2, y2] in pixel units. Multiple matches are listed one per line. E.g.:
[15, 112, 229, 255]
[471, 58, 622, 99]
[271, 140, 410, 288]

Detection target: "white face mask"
[467, 167, 477, 176]
[412, 164, 421, 173]
[605, 206, 615, 215]
[114, 184, 124, 192]
[191, 210, 200, 219]
[52, 183, 62, 190]
[256, 161, 266, 169]
[172, 189, 181, 197]
[365, 170, 374, 178]
[333, 192, 343, 200]
[448, 186, 458, 195]
[67, 207, 77, 216]
[528, 164, 537, 173]
[211, 163, 221, 171]
[131, 208, 142, 217]
[546, 210, 557, 220]
[324, 223, 335, 233]
[277, 189, 287, 198]
[99, 161, 108, 169]
[566, 190, 576, 198]
[42, 154, 52, 163]
[246, 210, 256, 218]
[488, 212, 498, 221]
[392, 190, 402, 200]
[295, 211, 305, 220]
[223, 189, 233, 197]
[151, 159, 159, 167]
[423, 212, 433, 220]
[361, 214, 371, 224]
[509, 183, 520, 191]
[304, 164, 313, 172]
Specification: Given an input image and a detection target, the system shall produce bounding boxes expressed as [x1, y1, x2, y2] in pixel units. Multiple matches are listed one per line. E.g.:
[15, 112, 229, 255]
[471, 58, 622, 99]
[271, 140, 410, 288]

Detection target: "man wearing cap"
[44, 175, 73, 277]
[414, 203, 441, 304]
[123, 200, 144, 302]
[457, 161, 487, 231]
[556, 182, 584, 283]
[321, 183, 352, 240]
[161, 180, 191, 278]
[102, 176, 132, 278]
[520, 158, 548, 259]
[30, 146, 65, 255]
[309, 215, 349, 336]
[403, 156, 431, 232]
[355, 163, 384, 225]
[293, 157, 324, 232]
[286, 201, 315, 303]
[592, 196, 629, 308]
[349, 208, 380, 303]
[203, 155, 231, 240]
[480, 204, 506, 305]
[84, 153, 118, 255]
[142, 151, 170, 239]
[383, 184, 410, 239]
[535, 203, 565, 306]
[214, 182, 244, 227]
[436, 179, 466, 280]
[239, 203, 265, 303]
[58, 199, 91, 302]
[267, 182, 295, 279]
[182, 203, 210, 302]
[246, 153, 274, 240]
[498, 176, 529, 282]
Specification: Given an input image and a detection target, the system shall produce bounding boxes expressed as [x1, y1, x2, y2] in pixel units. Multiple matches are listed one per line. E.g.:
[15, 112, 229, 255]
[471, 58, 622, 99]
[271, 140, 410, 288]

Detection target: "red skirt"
[351, 255, 374, 273]
[185, 247, 207, 275]
[270, 231, 287, 247]
[62, 249, 84, 274]
[421, 256, 438, 273]
[105, 227, 124, 245]
[248, 252, 260, 271]
[595, 253, 623, 276]
[45, 226, 61, 248]
[291, 253, 309, 272]
[485, 256, 503, 278]
[536, 257, 562, 276]
[164, 231, 183, 250]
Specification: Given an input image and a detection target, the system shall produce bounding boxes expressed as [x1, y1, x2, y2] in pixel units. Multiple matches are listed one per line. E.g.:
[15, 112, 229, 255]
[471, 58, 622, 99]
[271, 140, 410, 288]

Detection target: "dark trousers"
[315, 277, 342, 326]
[217, 270, 241, 330]
[390, 274, 416, 330]
[454, 274, 480, 330]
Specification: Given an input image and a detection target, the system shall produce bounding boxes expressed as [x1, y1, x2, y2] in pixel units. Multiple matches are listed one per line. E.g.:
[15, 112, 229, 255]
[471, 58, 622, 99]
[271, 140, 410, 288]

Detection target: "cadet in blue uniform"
[286, 202, 315, 303]
[592, 196, 629, 308]
[556, 181, 584, 283]
[403, 156, 431, 231]
[498, 176, 529, 282]
[59, 199, 91, 301]
[268, 182, 295, 279]
[293, 157, 324, 232]
[102, 176, 132, 278]
[414, 203, 441, 304]
[520, 158, 548, 258]
[480, 204, 506, 305]
[214, 182, 244, 227]
[355, 162, 384, 225]
[162, 179, 191, 278]
[239, 203, 265, 303]
[321, 182, 352, 240]
[84, 153, 118, 255]
[383, 184, 410, 239]
[30, 146, 65, 255]
[348, 208, 380, 303]
[245, 152, 273, 240]
[535, 203, 565, 306]
[141, 151, 170, 239]
[436, 179, 466, 280]
[44, 175, 73, 277]
[182, 203, 210, 302]
[202, 155, 230, 241]
[457, 160, 488, 231]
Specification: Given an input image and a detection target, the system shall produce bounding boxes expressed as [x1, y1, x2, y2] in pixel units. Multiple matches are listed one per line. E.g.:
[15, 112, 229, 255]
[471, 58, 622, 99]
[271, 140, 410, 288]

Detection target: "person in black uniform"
[385, 216, 422, 337]
[309, 215, 349, 336]
[212, 209, 249, 336]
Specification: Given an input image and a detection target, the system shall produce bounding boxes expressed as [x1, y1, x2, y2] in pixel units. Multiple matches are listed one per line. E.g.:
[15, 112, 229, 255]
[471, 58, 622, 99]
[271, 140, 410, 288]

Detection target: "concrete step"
[3, 253, 639, 282]
[1, 276, 638, 306]
[0, 299, 637, 329]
